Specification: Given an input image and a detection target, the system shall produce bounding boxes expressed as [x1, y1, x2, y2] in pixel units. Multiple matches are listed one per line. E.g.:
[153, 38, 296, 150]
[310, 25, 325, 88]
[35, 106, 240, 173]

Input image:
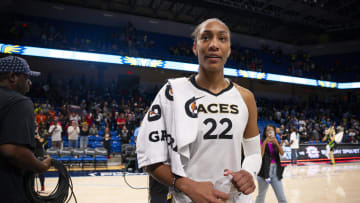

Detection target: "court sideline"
[41, 163, 360, 203]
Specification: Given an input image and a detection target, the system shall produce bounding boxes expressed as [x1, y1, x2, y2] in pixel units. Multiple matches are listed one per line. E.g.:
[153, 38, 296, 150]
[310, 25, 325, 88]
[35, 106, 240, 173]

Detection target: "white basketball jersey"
[173, 76, 249, 202]
[184, 75, 249, 181]
[137, 75, 250, 203]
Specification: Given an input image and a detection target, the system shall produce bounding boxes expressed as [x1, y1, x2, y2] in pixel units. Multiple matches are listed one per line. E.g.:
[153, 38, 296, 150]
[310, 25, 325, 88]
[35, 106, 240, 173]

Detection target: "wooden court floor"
[40, 162, 360, 203]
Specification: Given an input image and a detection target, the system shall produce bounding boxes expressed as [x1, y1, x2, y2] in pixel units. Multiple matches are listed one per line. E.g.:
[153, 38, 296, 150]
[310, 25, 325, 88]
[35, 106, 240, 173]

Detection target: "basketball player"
[0, 56, 52, 202]
[136, 18, 262, 203]
[322, 126, 336, 165]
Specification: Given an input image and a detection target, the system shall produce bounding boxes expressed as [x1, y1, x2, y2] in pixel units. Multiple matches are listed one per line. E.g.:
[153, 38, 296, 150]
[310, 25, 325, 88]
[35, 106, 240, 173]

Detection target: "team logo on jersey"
[185, 96, 204, 118]
[148, 104, 161, 121]
[165, 84, 173, 101]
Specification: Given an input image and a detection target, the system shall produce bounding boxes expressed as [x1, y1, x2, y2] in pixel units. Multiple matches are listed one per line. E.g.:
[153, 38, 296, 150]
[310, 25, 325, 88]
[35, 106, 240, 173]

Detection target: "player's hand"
[182, 179, 229, 203]
[224, 169, 256, 195]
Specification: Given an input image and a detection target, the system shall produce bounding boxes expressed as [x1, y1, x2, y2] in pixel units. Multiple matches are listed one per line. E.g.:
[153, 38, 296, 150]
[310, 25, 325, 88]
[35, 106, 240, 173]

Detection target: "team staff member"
[137, 19, 261, 203]
[0, 56, 52, 202]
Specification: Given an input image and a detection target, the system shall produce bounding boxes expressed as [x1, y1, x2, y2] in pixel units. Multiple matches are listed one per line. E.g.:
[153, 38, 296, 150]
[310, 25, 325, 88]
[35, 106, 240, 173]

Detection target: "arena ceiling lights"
[1, 43, 359, 89]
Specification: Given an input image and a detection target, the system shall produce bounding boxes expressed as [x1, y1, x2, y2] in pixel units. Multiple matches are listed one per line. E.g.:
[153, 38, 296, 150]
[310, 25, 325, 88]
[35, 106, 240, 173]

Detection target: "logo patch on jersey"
[185, 96, 204, 118]
[148, 104, 161, 121]
[165, 84, 173, 101]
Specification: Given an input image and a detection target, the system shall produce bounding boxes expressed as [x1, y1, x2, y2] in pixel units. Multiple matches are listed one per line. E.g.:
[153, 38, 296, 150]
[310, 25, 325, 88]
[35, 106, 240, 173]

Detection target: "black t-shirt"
[80, 127, 89, 136]
[0, 87, 35, 203]
[34, 135, 44, 158]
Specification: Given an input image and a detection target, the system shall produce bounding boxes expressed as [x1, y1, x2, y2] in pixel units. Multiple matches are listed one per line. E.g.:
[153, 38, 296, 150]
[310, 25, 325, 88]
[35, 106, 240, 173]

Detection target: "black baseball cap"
[0, 56, 40, 76]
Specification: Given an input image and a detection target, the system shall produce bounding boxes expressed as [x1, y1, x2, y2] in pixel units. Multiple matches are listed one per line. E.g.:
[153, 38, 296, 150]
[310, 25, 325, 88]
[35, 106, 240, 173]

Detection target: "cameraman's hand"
[41, 155, 52, 172]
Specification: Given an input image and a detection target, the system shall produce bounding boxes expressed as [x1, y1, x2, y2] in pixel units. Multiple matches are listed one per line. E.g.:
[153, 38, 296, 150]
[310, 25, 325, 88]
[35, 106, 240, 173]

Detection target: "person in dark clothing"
[119, 125, 130, 144]
[256, 124, 287, 203]
[149, 176, 169, 203]
[103, 127, 112, 158]
[80, 122, 89, 148]
[0, 56, 52, 203]
[34, 125, 46, 192]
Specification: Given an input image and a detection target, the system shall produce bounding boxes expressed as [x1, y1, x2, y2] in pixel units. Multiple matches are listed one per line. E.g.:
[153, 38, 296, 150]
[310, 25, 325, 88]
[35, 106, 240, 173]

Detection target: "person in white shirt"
[69, 112, 80, 123]
[48, 116, 63, 149]
[67, 121, 80, 148]
[289, 127, 299, 165]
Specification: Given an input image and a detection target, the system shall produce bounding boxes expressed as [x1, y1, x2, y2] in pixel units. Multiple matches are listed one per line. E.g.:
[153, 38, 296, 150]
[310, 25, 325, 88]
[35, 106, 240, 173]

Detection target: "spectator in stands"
[289, 127, 299, 165]
[348, 128, 356, 142]
[35, 109, 46, 125]
[280, 127, 289, 146]
[110, 112, 118, 130]
[103, 127, 111, 159]
[48, 106, 56, 119]
[89, 123, 98, 136]
[256, 124, 287, 203]
[43, 100, 51, 113]
[79, 122, 89, 148]
[39, 123, 49, 139]
[299, 123, 309, 143]
[127, 111, 136, 131]
[112, 111, 119, 130]
[85, 112, 93, 126]
[116, 112, 126, 130]
[69, 111, 80, 123]
[274, 109, 282, 123]
[58, 111, 68, 130]
[67, 121, 80, 148]
[49, 116, 63, 149]
[119, 125, 130, 145]
[311, 127, 320, 143]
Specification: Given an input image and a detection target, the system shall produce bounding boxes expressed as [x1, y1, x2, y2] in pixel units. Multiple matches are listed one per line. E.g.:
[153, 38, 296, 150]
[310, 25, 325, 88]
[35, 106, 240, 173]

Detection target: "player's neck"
[195, 71, 229, 94]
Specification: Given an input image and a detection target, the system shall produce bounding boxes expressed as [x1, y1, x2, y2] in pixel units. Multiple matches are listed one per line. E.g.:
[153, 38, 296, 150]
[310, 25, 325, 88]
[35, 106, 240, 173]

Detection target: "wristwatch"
[171, 174, 181, 193]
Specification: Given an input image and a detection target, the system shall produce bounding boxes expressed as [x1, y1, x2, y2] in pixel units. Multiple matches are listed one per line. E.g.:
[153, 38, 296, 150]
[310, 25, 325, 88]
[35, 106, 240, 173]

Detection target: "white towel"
[137, 77, 200, 177]
[168, 78, 200, 159]
[136, 83, 170, 170]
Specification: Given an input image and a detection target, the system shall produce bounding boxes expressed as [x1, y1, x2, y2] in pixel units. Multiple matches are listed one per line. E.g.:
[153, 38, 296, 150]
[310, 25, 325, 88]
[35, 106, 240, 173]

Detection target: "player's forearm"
[146, 163, 193, 194]
[243, 135, 262, 177]
[0, 144, 48, 173]
[146, 163, 174, 186]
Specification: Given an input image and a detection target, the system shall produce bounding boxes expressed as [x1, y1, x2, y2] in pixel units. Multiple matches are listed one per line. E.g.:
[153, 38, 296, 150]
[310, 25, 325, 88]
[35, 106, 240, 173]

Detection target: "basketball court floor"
[41, 162, 360, 203]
